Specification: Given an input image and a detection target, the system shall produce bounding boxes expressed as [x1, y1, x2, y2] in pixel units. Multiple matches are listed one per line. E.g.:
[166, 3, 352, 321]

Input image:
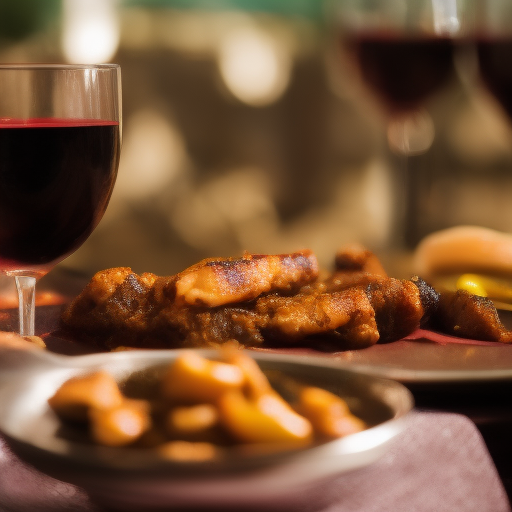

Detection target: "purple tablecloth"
[0, 411, 509, 512]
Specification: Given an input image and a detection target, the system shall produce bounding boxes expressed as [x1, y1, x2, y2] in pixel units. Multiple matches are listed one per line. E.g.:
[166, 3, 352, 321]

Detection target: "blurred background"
[1, 0, 512, 278]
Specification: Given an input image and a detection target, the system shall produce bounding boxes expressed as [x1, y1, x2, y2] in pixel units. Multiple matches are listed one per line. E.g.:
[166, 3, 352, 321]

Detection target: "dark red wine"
[477, 38, 512, 119]
[344, 32, 455, 113]
[0, 119, 120, 270]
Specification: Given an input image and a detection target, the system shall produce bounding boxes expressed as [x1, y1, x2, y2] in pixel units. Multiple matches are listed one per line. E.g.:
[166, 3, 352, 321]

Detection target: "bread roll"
[413, 225, 512, 280]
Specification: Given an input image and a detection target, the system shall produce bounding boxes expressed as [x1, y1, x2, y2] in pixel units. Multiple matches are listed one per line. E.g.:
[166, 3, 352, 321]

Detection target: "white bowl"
[0, 347, 413, 511]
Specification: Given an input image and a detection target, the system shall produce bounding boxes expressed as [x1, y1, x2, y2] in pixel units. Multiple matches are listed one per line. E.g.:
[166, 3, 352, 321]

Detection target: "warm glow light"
[62, 0, 120, 63]
[217, 26, 291, 106]
[170, 167, 278, 252]
[115, 109, 187, 201]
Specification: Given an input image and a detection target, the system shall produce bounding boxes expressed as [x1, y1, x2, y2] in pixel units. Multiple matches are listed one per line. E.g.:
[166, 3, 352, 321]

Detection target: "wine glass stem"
[14, 276, 36, 337]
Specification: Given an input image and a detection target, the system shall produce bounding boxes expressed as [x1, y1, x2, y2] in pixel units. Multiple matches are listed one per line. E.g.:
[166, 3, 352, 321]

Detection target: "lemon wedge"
[456, 273, 512, 303]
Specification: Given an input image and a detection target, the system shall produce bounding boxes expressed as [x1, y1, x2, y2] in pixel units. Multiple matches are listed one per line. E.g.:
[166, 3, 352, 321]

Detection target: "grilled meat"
[410, 275, 440, 328]
[60, 246, 511, 351]
[174, 250, 319, 307]
[255, 287, 379, 348]
[334, 242, 388, 276]
[61, 268, 158, 337]
[366, 278, 425, 343]
[426, 289, 512, 343]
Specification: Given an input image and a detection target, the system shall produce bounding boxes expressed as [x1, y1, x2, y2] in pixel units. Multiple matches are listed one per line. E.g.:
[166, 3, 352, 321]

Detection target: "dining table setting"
[1, 260, 512, 512]
[3, 1, 512, 511]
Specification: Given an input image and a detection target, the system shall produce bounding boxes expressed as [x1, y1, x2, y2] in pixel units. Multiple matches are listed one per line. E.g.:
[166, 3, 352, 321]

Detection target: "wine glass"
[331, 0, 465, 246]
[0, 64, 121, 337]
[475, 0, 512, 122]
[334, 0, 463, 152]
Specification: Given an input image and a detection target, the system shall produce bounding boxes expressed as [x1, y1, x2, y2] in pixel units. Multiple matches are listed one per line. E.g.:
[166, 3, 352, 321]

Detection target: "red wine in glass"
[344, 31, 455, 114]
[0, 119, 120, 272]
[341, 31, 457, 246]
[0, 63, 121, 338]
[477, 37, 512, 120]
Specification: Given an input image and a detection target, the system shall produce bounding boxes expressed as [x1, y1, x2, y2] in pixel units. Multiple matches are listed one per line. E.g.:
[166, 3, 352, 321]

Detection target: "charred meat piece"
[68, 246, 512, 351]
[324, 244, 388, 293]
[428, 289, 512, 343]
[61, 265, 380, 350]
[174, 250, 319, 307]
[255, 287, 379, 349]
[334, 243, 388, 276]
[61, 268, 158, 337]
[410, 275, 440, 328]
[366, 278, 425, 343]
[151, 287, 378, 349]
[149, 302, 264, 348]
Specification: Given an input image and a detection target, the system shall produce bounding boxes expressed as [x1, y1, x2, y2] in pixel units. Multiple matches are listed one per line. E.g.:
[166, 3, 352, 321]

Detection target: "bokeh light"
[62, 0, 120, 63]
[217, 24, 291, 106]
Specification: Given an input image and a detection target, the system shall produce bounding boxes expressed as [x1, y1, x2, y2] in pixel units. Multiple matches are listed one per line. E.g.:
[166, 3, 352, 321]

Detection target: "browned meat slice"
[255, 287, 379, 349]
[334, 243, 388, 276]
[174, 250, 319, 307]
[323, 244, 388, 292]
[149, 287, 378, 349]
[61, 266, 379, 350]
[61, 268, 158, 337]
[151, 304, 264, 348]
[428, 289, 512, 343]
[366, 278, 425, 342]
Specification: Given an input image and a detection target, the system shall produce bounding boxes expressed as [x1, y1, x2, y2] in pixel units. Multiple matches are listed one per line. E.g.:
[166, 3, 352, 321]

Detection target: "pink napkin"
[404, 328, 507, 347]
[0, 411, 509, 512]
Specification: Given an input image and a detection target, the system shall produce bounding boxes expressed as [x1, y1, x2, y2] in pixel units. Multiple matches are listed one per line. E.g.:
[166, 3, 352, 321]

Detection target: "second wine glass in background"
[476, 0, 512, 122]
[331, 0, 469, 248]
[336, 0, 463, 154]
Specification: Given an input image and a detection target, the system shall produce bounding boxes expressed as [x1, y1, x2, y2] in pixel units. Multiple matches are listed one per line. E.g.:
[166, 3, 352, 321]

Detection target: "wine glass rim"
[0, 63, 120, 70]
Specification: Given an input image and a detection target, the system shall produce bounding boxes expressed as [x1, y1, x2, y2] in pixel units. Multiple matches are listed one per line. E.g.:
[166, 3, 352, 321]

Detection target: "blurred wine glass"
[335, 0, 463, 154]
[0, 64, 121, 337]
[331, 0, 467, 247]
[475, 0, 512, 122]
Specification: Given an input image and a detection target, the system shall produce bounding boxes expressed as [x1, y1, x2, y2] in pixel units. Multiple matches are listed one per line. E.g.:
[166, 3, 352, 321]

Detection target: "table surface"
[410, 381, 512, 507]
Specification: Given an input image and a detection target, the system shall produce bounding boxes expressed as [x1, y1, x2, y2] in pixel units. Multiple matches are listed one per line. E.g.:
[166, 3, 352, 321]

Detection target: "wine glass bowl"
[0, 64, 121, 336]
[474, 1, 512, 122]
[333, 0, 463, 154]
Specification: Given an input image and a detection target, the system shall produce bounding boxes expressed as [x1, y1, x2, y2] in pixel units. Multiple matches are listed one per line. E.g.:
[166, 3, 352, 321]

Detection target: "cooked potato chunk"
[89, 399, 151, 447]
[48, 371, 124, 422]
[223, 348, 272, 399]
[167, 404, 219, 436]
[297, 386, 366, 438]
[157, 440, 218, 461]
[161, 351, 244, 403]
[219, 390, 312, 444]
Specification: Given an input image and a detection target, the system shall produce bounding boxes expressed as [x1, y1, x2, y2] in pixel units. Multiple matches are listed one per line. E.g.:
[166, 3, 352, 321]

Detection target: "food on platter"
[60, 242, 512, 351]
[413, 225, 512, 307]
[61, 246, 426, 350]
[174, 250, 319, 307]
[430, 289, 512, 342]
[413, 225, 512, 280]
[48, 349, 366, 457]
